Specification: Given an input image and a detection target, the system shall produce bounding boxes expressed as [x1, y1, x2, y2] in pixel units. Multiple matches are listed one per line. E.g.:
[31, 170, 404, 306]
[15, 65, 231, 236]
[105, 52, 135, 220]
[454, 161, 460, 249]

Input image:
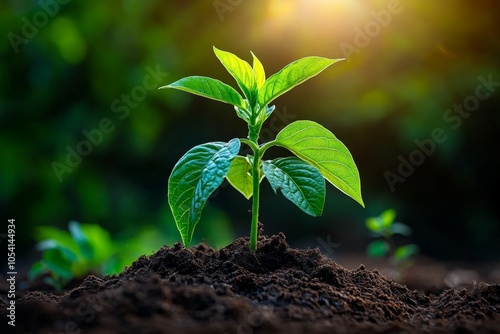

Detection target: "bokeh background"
[1, 0, 499, 272]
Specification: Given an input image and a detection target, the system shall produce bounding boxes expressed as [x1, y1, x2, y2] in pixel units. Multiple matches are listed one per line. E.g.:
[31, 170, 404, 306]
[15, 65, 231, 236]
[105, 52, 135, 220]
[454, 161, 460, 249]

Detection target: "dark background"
[1, 0, 499, 268]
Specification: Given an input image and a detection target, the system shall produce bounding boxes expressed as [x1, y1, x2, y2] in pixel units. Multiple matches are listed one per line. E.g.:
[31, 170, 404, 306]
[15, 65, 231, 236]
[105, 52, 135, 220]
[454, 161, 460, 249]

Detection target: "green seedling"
[29, 221, 116, 290]
[29, 221, 166, 290]
[366, 209, 419, 268]
[161, 47, 364, 251]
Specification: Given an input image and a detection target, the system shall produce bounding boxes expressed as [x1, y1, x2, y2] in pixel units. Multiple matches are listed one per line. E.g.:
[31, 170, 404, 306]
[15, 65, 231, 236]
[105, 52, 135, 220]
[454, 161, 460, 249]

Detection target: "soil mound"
[3, 233, 500, 333]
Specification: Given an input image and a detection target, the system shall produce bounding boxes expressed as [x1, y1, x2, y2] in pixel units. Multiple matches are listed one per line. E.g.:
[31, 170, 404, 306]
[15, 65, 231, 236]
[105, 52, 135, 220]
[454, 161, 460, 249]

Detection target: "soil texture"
[3, 233, 500, 333]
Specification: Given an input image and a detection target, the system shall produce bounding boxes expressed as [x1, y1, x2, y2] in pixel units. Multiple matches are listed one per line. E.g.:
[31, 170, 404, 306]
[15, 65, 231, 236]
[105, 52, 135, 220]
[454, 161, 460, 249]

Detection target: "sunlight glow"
[266, 0, 365, 24]
[261, 0, 368, 47]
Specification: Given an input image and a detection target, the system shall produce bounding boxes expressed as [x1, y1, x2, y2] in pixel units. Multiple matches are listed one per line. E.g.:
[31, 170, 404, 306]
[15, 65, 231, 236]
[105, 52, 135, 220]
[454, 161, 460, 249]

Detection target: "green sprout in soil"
[366, 209, 419, 269]
[161, 47, 364, 251]
[29, 221, 164, 290]
[29, 221, 117, 290]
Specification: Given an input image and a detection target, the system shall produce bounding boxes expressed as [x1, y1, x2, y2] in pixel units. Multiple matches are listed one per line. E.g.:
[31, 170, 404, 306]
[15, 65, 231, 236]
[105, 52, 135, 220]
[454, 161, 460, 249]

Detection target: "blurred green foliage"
[30, 218, 232, 290]
[1, 1, 499, 262]
[366, 209, 419, 268]
[30, 221, 119, 290]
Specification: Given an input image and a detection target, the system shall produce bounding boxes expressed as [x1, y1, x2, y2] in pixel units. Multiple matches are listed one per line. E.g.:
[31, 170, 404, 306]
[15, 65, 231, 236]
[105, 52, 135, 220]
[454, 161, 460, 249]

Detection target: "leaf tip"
[359, 199, 365, 208]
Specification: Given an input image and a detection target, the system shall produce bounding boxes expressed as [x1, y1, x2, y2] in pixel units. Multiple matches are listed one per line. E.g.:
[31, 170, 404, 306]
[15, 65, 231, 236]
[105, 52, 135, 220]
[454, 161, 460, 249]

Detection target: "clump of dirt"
[3, 233, 500, 333]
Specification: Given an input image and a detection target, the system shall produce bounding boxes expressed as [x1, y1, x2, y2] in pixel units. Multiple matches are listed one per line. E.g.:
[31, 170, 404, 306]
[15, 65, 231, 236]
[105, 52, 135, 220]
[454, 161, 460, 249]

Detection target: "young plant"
[161, 47, 364, 251]
[29, 221, 115, 290]
[366, 209, 419, 268]
[29, 221, 166, 290]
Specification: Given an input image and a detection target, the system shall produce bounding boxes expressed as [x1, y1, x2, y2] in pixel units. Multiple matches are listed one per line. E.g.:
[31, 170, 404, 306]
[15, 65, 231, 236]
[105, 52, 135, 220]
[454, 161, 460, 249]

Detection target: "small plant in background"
[29, 221, 117, 290]
[161, 47, 364, 251]
[365, 209, 419, 269]
[29, 221, 169, 290]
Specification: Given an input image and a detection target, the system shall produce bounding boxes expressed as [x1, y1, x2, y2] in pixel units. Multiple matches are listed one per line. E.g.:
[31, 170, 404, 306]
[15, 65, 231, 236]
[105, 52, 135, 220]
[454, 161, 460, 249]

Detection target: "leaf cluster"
[366, 209, 419, 267]
[161, 47, 364, 250]
[29, 221, 153, 290]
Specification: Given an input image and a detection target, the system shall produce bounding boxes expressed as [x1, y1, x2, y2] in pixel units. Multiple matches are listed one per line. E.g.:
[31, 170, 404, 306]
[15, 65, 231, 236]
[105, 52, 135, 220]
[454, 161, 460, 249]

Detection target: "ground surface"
[2, 233, 500, 333]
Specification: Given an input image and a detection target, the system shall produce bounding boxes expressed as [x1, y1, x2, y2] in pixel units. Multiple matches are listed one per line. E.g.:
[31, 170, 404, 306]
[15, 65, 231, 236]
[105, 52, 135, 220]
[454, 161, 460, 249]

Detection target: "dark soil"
[3, 233, 500, 333]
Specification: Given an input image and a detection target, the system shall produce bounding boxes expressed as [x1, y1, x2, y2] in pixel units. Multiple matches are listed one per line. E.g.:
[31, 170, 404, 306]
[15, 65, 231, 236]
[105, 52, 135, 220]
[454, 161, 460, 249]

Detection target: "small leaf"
[68, 221, 86, 243]
[367, 240, 389, 258]
[366, 210, 399, 235]
[160, 76, 244, 108]
[169, 139, 240, 246]
[44, 276, 66, 291]
[391, 222, 413, 236]
[226, 156, 254, 199]
[251, 51, 265, 89]
[80, 224, 114, 264]
[265, 105, 275, 117]
[234, 105, 251, 123]
[366, 217, 384, 233]
[263, 157, 325, 216]
[28, 261, 47, 280]
[42, 249, 74, 280]
[214, 47, 256, 103]
[275, 120, 364, 207]
[35, 226, 79, 255]
[258, 57, 343, 107]
[393, 244, 419, 263]
[37, 240, 78, 262]
[380, 209, 396, 227]
[68, 221, 93, 260]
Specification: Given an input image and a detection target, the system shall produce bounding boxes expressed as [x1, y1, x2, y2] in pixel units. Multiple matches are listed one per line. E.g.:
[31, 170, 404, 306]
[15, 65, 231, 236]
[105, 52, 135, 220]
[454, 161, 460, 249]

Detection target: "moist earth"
[2, 233, 500, 333]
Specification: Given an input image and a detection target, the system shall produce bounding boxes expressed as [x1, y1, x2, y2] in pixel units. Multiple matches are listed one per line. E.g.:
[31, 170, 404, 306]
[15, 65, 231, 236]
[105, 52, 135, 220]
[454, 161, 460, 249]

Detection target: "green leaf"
[68, 221, 86, 244]
[393, 244, 419, 263]
[262, 157, 325, 216]
[68, 221, 93, 261]
[390, 222, 412, 236]
[168, 139, 240, 246]
[80, 224, 114, 264]
[367, 240, 389, 258]
[258, 57, 343, 107]
[365, 217, 384, 234]
[214, 47, 256, 104]
[380, 209, 396, 227]
[35, 226, 80, 255]
[275, 120, 364, 207]
[159, 76, 244, 108]
[44, 276, 66, 292]
[28, 261, 47, 280]
[365, 210, 395, 234]
[42, 249, 74, 280]
[37, 240, 78, 262]
[235, 105, 251, 123]
[251, 51, 265, 89]
[226, 156, 254, 199]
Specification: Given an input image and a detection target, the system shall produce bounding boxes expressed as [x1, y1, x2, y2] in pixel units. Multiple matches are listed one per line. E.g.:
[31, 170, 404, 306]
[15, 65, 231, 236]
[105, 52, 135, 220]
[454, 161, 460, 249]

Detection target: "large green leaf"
[262, 157, 325, 216]
[168, 139, 240, 246]
[213, 47, 256, 104]
[159, 76, 244, 108]
[226, 156, 254, 199]
[275, 120, 364, 207]
[258, 57, 343, 107]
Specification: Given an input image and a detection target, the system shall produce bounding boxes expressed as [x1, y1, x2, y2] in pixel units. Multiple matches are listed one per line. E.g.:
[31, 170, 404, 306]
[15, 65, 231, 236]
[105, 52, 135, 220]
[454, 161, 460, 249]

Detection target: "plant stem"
[249, 149, 261, 251]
